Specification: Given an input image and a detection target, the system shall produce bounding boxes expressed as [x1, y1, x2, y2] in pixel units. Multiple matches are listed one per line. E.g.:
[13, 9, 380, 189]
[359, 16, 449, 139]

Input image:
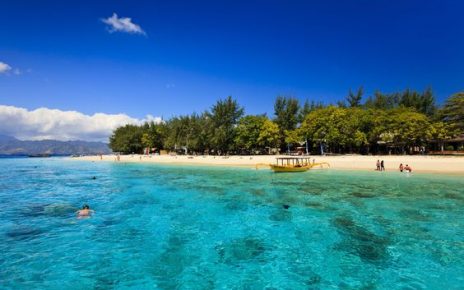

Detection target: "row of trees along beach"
[109, 88, 464, 156]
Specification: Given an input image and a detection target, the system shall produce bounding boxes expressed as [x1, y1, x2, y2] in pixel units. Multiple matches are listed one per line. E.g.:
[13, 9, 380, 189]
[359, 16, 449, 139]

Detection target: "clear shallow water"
[1, 158, 463, 289]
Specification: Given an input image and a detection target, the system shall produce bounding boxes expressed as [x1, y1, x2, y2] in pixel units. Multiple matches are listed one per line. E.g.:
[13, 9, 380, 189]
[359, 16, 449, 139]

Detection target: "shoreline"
[71, 154, 464, 176]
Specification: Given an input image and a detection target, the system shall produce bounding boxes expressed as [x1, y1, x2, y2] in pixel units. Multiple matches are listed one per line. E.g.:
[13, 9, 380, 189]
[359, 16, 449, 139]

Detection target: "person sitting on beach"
[404, 164, 412, 173]
[376, 160, 380, 171]
[399, 163, 404, 172]
[76, 204, 94, 218]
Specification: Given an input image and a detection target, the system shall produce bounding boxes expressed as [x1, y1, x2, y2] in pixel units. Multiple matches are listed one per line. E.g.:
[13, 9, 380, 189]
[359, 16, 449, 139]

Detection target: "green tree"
[274, 96, 300, 131]
[258, 119, 280, 153]
[346, 86, 363, 107]
[337, 100, 347, 108]
[274, 96, 300, 151]
[399, 88, 437, 116]
[381, 109, 433, 153]
[164, 114, 209, 154]
[360, 109, 388, 153]
[191, 112, 213, 153]
[298, 99, 311, 123]
[441, 92, 464, 133]
[139, 121, 165, 153]
[284, 129, 303, 152]
[109, 124, 144, 153]
[364, 91, 400, 110]
[300, 106, 342, 153]
[235, 115, 267, 153]
[430, 122, 454, 152]
[364, 88, 436, 116]
[141, 133, 152, 152]
[298, 99, 325, 123]
[149, 121, 166, 150]
[209, 96, 244, 154]
[164, 116, 188, 152]
[419, 87, 437, 117]
[300, 106, 368, 154]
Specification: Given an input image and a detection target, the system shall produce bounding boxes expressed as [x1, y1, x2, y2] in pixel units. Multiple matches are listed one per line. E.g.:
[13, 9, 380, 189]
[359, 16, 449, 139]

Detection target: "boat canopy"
[275, 157, 312, 166]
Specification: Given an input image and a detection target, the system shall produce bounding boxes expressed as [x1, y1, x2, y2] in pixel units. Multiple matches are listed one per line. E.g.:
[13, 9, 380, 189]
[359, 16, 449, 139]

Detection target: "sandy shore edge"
[71, 154, 464, 175]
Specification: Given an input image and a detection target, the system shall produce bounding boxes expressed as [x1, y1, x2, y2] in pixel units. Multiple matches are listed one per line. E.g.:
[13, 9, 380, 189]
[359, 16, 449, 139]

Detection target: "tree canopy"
[108, 89, 463, 155]
[209, 96, 244, 154]
[235, 115, 267, 153]
[346, 87, 364, 107]
[440, 92, 464, 132]
[109, 124, 144, 153]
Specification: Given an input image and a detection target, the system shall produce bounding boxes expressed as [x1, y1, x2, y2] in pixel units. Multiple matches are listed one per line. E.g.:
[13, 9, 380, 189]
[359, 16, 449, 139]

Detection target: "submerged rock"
[332, 216, 391, 264]
[43, 203, 76, 217]
[20, 204, 48, 217]
[444, 192, 464, 201]
[6, 227, 44, 241]
[399, 209, 431, 222]
[216, 237, 267, 264]
[248, 188, 266, 196]
[21, 203, 76, 218]
[304, 201, 324, 209]
[269, 208, 292, 222]
[225, 201, 248, 211]
[289, 260, 322, 287]
[350, 191, 377, 198]
[149, 232, 199, 289]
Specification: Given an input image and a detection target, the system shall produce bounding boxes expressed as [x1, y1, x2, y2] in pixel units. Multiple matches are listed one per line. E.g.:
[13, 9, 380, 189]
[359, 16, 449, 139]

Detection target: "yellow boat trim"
[255, 160, 330, 172]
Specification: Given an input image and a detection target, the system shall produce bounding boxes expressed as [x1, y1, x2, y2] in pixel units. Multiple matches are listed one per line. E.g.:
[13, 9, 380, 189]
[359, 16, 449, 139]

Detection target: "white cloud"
[0, 61, 12, 74]
[102, 13, 146, 35]
[0, 105, 162, 142]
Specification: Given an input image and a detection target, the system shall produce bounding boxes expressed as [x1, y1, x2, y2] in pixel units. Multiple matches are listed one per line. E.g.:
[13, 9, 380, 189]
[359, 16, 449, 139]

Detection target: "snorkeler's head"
[83, 204, 90, 209]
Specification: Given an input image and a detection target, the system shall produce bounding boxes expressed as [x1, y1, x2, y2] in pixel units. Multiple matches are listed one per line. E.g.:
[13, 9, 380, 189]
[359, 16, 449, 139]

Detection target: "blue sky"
[1, 0, 464, 120]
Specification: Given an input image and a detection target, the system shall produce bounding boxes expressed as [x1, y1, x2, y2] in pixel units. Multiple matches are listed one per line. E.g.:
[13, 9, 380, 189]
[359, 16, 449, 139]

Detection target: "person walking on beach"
[376, 160, 381, 171]
[381, 160, 385, 171]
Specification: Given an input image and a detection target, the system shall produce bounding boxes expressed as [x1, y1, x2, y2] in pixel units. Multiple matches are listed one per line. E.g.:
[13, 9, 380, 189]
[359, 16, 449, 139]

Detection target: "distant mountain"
[0, 134, 17, 142]
[0, 135, 111, 156]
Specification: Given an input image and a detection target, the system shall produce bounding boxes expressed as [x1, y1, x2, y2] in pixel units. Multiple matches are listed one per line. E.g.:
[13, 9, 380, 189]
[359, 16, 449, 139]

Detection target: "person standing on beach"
[399, 163, 404, 172]
[376, 160, 380, 171]
[381, 160, 385, 171]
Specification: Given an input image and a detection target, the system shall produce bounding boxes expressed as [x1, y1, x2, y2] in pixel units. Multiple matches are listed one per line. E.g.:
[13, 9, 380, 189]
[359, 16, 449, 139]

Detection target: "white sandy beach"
[73, 154, 464, 175]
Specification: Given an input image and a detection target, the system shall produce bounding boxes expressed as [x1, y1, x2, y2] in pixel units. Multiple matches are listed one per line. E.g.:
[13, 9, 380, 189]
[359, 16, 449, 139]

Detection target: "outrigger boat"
[257, 157, 330, 173]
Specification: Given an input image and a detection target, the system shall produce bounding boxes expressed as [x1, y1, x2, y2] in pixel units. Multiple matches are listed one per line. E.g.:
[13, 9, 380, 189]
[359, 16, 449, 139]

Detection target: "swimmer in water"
[76, 204, 94, 218]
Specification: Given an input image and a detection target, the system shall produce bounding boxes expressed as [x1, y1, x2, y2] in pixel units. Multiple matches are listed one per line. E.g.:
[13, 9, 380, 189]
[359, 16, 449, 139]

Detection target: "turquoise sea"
[0, 158, 463, 289]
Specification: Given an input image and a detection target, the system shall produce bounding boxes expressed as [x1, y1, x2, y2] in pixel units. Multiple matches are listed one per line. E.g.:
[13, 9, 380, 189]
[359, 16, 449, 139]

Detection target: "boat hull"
[270, 165, 311, 172]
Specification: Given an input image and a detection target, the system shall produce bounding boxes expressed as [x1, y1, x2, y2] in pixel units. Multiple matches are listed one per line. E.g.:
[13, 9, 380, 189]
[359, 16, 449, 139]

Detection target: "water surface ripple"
[1, 158, 463, 289]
